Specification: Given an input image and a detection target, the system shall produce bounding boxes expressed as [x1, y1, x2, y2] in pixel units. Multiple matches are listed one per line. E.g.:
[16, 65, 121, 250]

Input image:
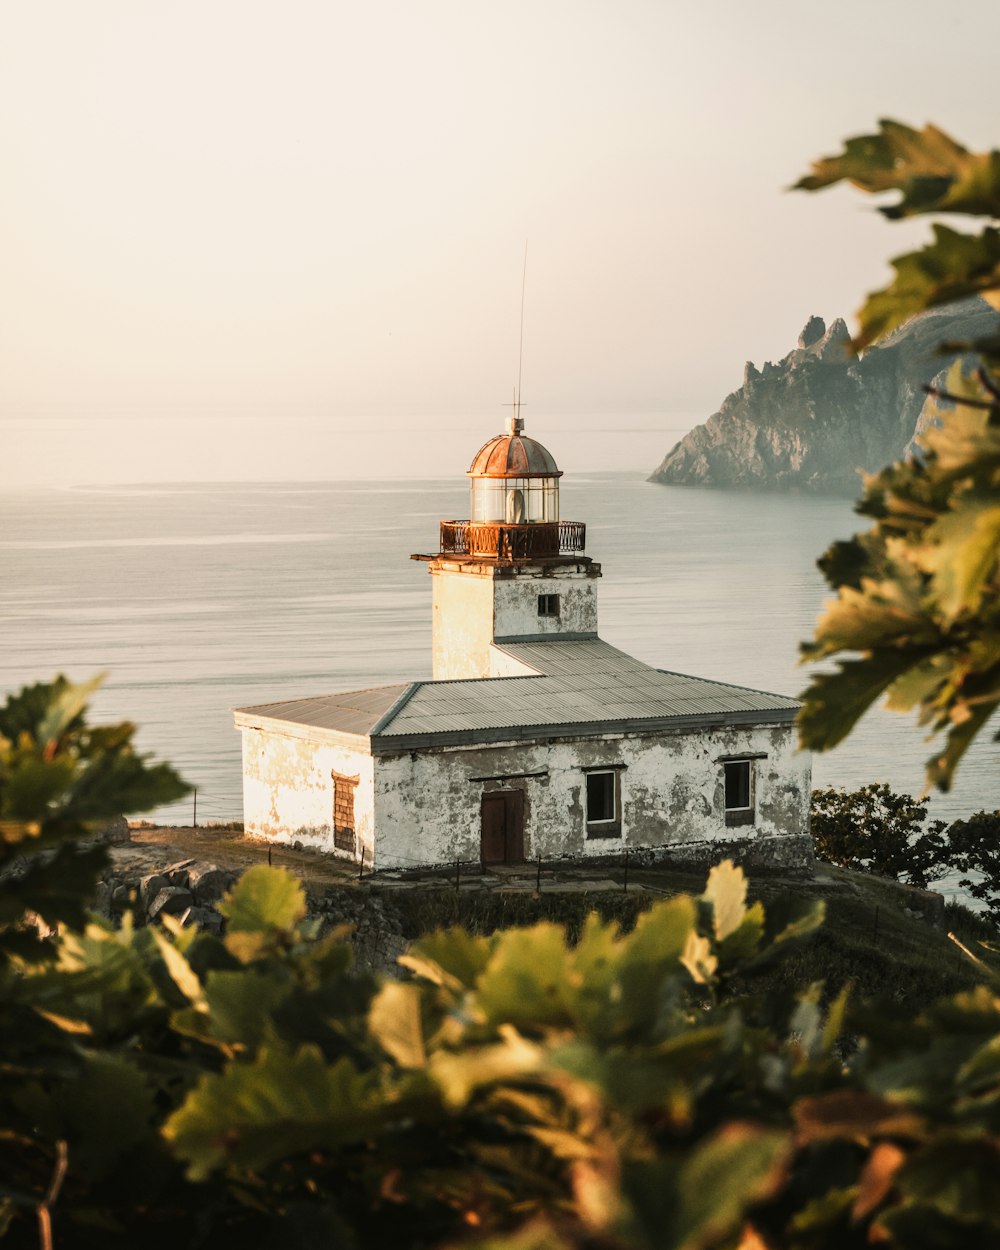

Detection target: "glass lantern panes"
[470, 476, 559, 524]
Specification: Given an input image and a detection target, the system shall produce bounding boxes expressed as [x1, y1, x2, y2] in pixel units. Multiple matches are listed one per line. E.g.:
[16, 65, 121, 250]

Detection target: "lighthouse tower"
[413, 416, 601, 679]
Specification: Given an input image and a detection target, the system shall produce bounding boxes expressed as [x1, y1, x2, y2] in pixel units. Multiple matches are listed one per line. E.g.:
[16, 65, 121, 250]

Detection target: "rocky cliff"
[650, 299, 997, 494]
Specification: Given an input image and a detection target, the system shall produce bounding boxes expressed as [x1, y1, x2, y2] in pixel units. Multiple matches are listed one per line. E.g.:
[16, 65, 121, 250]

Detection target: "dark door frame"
[479, 789, 525, 865]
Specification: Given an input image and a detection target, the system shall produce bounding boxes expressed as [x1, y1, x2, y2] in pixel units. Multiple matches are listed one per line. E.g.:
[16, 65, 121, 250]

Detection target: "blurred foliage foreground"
[795, 120, 1000, 792]
[6, 682, 1000, 1249]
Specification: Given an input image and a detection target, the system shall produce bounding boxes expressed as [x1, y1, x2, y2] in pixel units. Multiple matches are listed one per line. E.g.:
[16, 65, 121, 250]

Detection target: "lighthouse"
[235, 418, 811, 872]
[414, 414, 601, 680]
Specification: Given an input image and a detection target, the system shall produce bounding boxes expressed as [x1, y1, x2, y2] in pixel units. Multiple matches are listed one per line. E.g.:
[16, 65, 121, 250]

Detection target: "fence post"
[455, 859, 460, 892]
[536, 853, 542, 893]
[359, 846, 366, 882]
[623, 847, 629, 893]
[193, 788, 197, 829]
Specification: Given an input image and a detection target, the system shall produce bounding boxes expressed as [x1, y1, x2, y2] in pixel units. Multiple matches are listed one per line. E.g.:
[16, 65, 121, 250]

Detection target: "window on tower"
[538, 593, 560, 617]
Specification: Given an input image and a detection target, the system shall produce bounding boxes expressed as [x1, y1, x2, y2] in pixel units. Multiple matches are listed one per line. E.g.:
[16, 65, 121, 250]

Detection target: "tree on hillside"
[794, 121, 1000, 790]
[810, 783, 948, 887]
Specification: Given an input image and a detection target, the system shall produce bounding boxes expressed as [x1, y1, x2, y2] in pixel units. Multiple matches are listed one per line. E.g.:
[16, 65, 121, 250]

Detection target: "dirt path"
[116, 825, 362, 887]
[117, 824, 852, 902]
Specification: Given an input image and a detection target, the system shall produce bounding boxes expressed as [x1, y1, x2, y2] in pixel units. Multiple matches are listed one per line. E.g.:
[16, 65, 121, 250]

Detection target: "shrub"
[810, 782, 949, 887]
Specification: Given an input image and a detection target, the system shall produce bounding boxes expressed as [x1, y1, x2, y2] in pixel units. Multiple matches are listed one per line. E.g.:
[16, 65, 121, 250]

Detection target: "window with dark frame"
[723, 759, 754, 827]
[585, 769, 621, 838]
[537, 593, 560, 618]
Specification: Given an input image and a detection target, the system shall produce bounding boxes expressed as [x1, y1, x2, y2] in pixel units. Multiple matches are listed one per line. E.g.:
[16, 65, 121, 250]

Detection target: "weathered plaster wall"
[430, 565, 494, 679]
[492, 565, 599, 641]
[372, 723, 810, 871]
[430, 561, 601, 679]
[241, 726, 375, 861]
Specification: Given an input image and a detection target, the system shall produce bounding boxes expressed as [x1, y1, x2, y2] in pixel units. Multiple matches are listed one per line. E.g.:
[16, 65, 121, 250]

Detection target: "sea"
[2, 472, 998, 892]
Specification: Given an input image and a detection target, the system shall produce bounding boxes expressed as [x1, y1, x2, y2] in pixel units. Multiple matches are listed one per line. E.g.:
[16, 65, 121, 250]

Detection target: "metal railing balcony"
[439, 520, 586, 561]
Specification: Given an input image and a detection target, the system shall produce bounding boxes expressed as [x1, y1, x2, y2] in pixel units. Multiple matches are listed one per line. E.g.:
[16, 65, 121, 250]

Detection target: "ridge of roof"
[368, 682, 424, 735]
[653, 667, 800, 705]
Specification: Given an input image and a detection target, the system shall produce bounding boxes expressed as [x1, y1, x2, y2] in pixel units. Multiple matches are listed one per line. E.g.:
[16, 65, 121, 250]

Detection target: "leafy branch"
[795, 121, 1000, 790]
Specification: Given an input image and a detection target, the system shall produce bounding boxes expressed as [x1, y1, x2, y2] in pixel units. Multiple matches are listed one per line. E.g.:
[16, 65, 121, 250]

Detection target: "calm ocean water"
[2, 473, 998, 876]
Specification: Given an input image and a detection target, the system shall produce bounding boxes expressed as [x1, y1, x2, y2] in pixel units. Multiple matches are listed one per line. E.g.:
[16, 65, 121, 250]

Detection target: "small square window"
[585, 769, 621, 837]
[538, 593, 560, 618]
[724, 759, 754, 827]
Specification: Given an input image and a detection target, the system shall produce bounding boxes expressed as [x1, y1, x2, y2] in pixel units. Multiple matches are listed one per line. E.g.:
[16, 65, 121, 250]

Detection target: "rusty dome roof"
[467, 419, 562, 479]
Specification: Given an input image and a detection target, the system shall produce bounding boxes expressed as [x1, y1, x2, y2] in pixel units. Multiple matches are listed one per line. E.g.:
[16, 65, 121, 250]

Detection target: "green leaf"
[798, 652, 920, 752]
[475, 923, 570, 1031]
[795, 119, 1000, 220]
[922, 492, 1000, 620]
[672, 1123, 788, 1249]
[679, 930, 717, 985]
[164, 1043, 384, 1180]
[151, 928, 206, 1010]
[368, 981, 427, 1068]
[898, 1136, 1000, 1224]
[427, 1029, 542, 1109]
[201, 969, 293, 1048]
[703, 859, 747, 941]
[402, 926, 495, 990]
[717, 900, 765, 964]
[857, 226, 1000, 347]
[218, 865, 306, 935]
[36, 673, 106, 754]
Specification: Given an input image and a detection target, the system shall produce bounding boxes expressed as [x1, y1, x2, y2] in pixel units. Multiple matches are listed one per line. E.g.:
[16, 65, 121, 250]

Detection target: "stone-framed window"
[331, 770, 359, 852]
[538, 593, 560, 618]
[584, 765, 623, 838]
[723, 758, 755, 827]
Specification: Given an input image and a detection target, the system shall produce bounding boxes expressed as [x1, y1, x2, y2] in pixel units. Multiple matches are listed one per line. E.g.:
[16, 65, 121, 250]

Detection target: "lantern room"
[468, 415, 561, 524]
[437, 416, 585, 561]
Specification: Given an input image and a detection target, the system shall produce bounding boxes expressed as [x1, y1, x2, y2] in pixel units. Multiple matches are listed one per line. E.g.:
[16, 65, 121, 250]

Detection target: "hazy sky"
[3, 0, 998, 485]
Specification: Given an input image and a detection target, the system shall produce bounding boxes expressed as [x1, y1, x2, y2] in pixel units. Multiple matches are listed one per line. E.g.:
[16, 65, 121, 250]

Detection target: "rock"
[148, 887, 194, 921]
[798, 315, 826, 349]
[140, 873, 169, 907]
[187, 863, 229, 903]
[89, 816, 130, 845]
[181, 905, 224, 935]
[649, 298, 998, 494]
[161, 858, 195, 888]
[111, 883, 131, 910]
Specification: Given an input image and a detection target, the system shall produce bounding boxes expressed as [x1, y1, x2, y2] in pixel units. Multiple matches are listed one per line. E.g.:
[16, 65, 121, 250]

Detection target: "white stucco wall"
[371, 722, 810, 870]
[430, 560, 601, 679]
[492, 566, 599, 640]
[240, 725, 375, 862]
[430, 564, 495, 679]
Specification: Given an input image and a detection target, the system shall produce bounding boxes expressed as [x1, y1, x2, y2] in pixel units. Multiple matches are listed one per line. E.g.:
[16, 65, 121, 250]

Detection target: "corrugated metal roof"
[233, 639, 800, 746]
[377, 639, 799, 742]
[233, 683, 410, 738]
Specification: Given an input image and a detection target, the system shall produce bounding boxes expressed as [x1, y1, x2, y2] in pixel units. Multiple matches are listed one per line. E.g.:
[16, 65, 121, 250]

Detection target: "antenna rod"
[516, 239, 527, 418]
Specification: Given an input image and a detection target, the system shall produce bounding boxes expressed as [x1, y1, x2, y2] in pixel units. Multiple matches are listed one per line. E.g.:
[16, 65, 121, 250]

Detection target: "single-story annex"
[234, 417, 812, 871]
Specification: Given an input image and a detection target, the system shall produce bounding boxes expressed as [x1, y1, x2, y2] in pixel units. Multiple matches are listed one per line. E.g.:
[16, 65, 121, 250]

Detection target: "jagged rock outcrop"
[650, 299, 997, 494]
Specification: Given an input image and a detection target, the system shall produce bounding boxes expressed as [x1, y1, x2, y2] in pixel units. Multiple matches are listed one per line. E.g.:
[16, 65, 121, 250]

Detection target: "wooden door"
[480, 790, 525, 865]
